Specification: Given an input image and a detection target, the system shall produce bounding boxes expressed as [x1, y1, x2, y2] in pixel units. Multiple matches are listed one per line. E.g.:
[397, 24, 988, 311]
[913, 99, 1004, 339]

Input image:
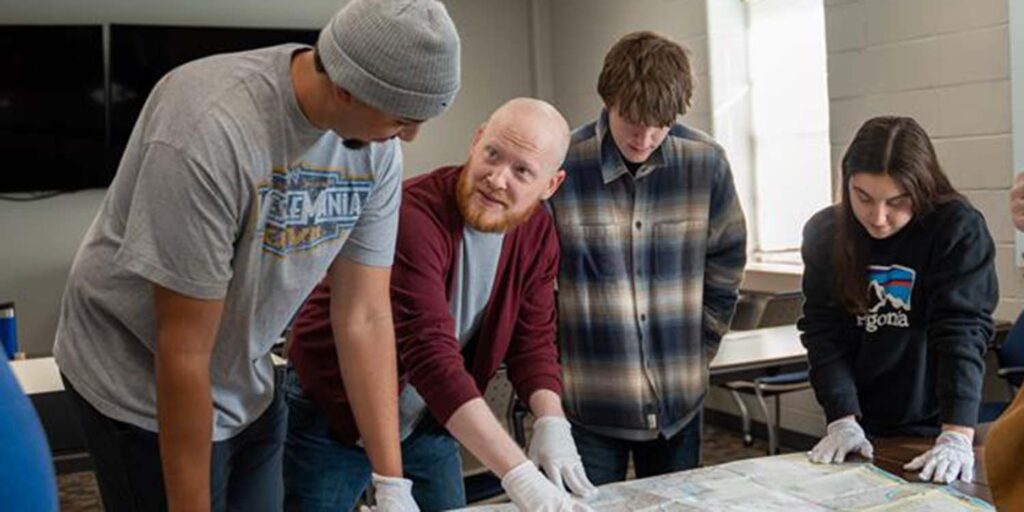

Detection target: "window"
[709, 0, 832, 265]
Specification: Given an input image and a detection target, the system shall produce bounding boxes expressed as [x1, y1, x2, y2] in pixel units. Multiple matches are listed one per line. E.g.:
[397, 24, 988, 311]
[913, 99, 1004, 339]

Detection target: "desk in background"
[709, 320, 1013, 384]
[710, 324, 807, 384]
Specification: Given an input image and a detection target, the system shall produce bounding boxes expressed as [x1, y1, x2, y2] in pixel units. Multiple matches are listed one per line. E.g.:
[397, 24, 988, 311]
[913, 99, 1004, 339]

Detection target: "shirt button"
[635, 220, 642, 230]
[640, 313, 647, 322]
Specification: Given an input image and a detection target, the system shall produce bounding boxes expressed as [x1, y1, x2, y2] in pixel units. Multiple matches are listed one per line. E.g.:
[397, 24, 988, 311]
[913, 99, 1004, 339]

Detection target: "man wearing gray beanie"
[52, 1, 459, 511]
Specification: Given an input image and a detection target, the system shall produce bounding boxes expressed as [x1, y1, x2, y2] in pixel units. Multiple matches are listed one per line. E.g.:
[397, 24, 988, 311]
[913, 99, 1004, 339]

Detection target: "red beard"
[456, 167, 538, 233]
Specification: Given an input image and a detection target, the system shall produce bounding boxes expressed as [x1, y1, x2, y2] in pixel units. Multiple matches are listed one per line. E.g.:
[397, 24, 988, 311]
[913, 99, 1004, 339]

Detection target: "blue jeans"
[571, 412, 702, 486]
[63, 372, 287, 511]
[283, 368, 466, 512]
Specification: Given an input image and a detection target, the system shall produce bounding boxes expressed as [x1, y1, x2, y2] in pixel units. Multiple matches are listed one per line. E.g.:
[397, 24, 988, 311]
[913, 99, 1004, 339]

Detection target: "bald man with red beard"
[284, 98, 597, 512]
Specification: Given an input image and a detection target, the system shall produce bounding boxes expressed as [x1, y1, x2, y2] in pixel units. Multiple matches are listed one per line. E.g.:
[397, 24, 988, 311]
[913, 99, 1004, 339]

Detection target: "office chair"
[979, 312, 1024, 422]
[722, 291, 808, 454]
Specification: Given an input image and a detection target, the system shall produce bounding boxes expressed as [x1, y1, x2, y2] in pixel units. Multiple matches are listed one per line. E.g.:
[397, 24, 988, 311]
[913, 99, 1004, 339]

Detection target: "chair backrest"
[730, 293, 764, 331]
[998, 312, 1024, 388]
[757, 291, 805, 328]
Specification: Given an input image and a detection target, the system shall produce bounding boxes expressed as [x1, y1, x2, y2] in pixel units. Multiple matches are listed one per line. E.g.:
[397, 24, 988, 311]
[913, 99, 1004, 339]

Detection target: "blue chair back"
[998, 311, 1024, 389]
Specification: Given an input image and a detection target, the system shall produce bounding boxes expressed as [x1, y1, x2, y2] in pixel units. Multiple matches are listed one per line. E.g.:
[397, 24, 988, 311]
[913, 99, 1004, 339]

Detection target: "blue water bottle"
[0, 302, 16, 360]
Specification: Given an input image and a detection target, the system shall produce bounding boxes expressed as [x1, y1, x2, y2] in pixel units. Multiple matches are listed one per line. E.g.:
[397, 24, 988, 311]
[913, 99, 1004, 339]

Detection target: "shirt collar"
[595, 108, 667, 184]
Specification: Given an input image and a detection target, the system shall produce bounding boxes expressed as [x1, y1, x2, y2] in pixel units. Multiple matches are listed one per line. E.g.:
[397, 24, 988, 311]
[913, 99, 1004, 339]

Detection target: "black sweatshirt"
[798, 200, 998, 437]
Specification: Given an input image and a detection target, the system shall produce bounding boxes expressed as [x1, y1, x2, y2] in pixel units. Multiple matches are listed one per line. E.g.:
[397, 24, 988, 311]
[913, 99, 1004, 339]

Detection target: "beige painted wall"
[0, 0, 538, 355]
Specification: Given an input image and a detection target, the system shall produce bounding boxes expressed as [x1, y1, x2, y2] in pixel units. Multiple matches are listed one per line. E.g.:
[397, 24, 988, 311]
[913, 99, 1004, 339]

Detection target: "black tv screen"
[0, 25, 105, 192]
[109, 24, 319, 174]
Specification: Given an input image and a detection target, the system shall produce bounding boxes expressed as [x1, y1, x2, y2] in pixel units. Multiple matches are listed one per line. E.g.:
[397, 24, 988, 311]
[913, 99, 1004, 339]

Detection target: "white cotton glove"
[359, 473, 420, 512]
[808, 416, 874, 464]
[527, 416, 598, 498]
[501, 461, 596, 512]
[903, 430, 975, 484]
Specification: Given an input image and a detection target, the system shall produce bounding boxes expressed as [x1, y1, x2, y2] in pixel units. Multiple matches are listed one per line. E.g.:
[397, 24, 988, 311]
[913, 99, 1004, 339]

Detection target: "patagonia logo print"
[857, 264, 915, 333]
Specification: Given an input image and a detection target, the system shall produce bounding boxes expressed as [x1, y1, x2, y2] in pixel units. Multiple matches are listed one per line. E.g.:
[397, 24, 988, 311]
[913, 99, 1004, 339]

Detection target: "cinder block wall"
[826, 0, 1017, 318]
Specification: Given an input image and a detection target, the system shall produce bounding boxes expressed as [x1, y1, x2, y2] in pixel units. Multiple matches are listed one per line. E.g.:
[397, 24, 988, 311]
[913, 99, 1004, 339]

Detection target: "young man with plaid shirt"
[549, 31, 748, 484]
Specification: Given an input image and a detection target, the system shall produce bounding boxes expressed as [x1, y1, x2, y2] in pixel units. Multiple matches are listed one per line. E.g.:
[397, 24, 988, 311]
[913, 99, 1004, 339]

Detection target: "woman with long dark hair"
[798, 116, 998, 484]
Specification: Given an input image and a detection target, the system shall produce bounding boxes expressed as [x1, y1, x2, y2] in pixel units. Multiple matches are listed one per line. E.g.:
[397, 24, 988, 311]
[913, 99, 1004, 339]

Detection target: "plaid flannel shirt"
[550, 110, 747, 439]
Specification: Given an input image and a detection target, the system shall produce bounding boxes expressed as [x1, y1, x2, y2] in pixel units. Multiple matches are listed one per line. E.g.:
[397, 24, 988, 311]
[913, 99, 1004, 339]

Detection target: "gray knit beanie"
[317, 0, 461, 121]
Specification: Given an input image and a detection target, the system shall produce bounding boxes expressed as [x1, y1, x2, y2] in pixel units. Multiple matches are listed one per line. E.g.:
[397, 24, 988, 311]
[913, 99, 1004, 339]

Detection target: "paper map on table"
[456, 453, 993, 511]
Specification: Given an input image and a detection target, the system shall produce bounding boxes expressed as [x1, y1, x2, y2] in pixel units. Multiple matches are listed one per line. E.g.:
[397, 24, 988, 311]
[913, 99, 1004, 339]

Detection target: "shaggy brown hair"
[597, 31, 693, 127]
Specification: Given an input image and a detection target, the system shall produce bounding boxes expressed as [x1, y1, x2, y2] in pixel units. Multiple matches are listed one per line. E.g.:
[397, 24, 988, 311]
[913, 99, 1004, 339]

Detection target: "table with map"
[457, 453, 993, 511]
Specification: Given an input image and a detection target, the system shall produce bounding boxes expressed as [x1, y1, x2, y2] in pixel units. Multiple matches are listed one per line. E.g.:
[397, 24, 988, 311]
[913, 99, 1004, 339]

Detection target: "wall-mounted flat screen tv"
[0, 25, 105, 192]
[109, 24, 319, 174]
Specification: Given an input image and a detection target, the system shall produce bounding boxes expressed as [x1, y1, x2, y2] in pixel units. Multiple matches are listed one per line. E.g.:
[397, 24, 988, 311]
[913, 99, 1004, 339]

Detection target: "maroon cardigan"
[288, 165, 563, 445]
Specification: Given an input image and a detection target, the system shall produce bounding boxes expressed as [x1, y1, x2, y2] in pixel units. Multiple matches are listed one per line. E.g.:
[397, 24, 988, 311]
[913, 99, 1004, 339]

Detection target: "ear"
[541, 169, 567, 200]
[334, 86, 355, 105]
[471, 123, 486, 147]
[468, 123, 486, 158]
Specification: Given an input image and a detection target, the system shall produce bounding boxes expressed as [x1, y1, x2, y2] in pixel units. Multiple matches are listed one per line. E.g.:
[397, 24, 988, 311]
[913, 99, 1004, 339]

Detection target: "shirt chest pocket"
[651, 220, 708, 277]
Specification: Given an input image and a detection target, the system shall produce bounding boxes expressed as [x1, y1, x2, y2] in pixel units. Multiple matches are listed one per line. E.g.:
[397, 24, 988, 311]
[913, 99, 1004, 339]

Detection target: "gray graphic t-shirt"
[54, 44, 401, 441]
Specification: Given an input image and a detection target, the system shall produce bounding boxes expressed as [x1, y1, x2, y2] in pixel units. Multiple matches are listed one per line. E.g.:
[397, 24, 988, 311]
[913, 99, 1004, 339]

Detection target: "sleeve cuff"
[941, 397, 980, 428]
[423, 376, 484, 426]
[513, 375, 563, 406]
[115, 248, 228, 300]
[822, 391, 862, 423]
[338, 244, 396, 268]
